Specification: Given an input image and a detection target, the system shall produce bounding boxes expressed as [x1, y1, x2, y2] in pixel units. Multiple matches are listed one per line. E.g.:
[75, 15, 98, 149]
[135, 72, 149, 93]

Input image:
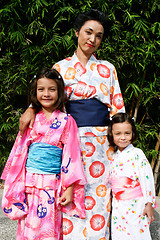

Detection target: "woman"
[19, 9, 125, 240]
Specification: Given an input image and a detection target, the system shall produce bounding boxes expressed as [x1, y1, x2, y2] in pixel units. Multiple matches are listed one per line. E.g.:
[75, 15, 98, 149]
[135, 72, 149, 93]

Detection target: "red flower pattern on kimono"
[112, 93, 124, 109]
[74, 62, 86, 77]
[97, 64, 110, 78]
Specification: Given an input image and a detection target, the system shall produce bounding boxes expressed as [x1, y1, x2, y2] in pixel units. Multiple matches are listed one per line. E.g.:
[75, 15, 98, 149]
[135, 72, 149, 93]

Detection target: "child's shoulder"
[131, 146, 147, 159]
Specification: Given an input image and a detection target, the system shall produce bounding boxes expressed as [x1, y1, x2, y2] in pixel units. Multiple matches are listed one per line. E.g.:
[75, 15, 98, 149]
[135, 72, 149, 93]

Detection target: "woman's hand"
[19, 107, 36, 136]
[143, 202, 155, 224]
[59, 184, 74, 206]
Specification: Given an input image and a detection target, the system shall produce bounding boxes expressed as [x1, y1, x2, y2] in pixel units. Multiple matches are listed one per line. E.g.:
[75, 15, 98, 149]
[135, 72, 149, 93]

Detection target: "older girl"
[1, 68, 86, 240]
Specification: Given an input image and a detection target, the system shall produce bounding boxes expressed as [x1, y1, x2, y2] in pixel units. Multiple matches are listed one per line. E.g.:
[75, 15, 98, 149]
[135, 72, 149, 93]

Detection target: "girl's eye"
[37, 88, 43, 91]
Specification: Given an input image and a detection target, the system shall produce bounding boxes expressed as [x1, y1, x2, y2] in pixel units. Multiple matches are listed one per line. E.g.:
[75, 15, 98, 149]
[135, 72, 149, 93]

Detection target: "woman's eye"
[97, 35, 102, 39]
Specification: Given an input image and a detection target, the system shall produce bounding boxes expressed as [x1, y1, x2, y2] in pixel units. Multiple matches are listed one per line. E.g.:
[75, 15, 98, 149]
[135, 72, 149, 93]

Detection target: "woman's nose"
[90, 34, 95, 43]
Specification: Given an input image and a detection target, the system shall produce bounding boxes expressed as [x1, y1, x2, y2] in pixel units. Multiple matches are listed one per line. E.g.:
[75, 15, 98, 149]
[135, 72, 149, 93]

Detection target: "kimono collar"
[72, 52, 97, 65]
[116, 144, 134, 155]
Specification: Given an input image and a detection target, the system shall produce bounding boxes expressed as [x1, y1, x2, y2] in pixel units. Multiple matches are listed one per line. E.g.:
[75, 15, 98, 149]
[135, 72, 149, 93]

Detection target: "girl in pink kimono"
[107, 112, 156, 240]
[1, 68, 87, 240]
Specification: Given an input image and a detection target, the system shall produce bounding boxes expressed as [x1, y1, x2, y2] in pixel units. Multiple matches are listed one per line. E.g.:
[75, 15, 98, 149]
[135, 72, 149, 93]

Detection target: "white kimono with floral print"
[53, 52, 125, 240]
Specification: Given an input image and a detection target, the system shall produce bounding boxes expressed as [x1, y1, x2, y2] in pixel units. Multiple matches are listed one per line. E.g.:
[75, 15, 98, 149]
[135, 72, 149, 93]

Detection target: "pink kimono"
[1, 110, 87, 240]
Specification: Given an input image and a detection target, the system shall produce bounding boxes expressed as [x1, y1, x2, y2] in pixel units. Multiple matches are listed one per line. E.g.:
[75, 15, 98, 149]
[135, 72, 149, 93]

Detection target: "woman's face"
[75, 20, 104, 58]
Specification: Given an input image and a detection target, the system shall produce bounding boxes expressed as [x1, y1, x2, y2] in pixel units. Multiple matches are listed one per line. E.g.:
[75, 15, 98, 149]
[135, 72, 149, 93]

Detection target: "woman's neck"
[76, 48, 92, 67]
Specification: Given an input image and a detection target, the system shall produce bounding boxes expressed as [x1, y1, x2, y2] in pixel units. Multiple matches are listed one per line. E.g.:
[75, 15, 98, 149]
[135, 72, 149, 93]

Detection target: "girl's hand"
[19, 107, 36, 136]
[59, 184, 74, 206]
[143, 202, 155, 224]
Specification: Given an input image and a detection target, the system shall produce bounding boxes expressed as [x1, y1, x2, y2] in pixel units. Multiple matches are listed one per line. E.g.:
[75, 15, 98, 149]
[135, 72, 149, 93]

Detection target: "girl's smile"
[112, 122, 132, 152]
[37, 77, 58, 114]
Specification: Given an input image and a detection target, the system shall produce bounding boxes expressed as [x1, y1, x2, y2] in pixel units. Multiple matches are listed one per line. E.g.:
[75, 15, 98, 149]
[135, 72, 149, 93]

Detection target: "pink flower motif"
[97, 64, 110, 78]
[74, 62, 86, 77]
[74, 81, 87, 97]
[86, 85, 96, 97]
[90, 214, 105, 231]
[112, 93, 124, 109]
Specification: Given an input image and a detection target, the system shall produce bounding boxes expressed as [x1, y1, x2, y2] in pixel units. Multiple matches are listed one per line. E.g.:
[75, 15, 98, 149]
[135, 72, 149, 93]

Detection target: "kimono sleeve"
[1, 129, 31, 220]
[59, 115, 87, 218]
[137, 149, 157, 208]
[110, 67, 125, 118]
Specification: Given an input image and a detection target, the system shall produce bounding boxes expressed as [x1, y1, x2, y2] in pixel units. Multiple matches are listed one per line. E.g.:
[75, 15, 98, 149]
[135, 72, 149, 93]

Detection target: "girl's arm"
[19, 107, 36, 136]
[143, 202, 155, 224]
[59, 184, 74, 206]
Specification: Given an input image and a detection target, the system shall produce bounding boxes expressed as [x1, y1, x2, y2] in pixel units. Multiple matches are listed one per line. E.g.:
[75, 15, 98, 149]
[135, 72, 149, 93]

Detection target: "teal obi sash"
[26, 142, 62, 174]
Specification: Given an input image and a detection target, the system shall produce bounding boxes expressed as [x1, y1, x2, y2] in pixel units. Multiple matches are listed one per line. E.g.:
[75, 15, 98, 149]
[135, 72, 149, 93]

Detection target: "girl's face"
[112, 122, 132, 152]
[37, 77, 58, 113]
[75, 20, 104, 58]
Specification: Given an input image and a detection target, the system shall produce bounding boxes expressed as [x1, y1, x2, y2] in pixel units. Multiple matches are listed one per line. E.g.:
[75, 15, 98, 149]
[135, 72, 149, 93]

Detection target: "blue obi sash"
[65, 98, 110, 127]
[26, 142, 62, 174]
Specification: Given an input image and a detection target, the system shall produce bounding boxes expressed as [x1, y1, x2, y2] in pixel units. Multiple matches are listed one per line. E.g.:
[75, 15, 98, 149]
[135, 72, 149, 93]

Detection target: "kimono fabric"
[53, 53, 125, 240]
[110, 144, 156, 240]
[1, 110, 87, 240]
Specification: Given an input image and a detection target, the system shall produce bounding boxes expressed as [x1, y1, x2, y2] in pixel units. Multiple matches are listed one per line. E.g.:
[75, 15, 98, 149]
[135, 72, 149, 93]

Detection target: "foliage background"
[0, 0, 160, 193]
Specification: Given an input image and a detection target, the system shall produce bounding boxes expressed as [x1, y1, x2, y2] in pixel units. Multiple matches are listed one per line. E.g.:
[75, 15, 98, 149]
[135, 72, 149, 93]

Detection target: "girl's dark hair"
[30, 68, 65, 112]
[107, 113, 137, 148]
[74, 9, 110, 36]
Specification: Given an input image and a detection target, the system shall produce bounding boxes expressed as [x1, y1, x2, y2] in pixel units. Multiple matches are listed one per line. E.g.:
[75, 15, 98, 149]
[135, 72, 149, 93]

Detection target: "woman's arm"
[19, 107, 36, 136]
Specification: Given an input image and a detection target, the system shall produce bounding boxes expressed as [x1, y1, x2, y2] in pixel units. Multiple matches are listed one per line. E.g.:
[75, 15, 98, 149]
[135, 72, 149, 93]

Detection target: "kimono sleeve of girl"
[1, 128, 31, 220]
[60, 114, 87, 218]
[137, 148, 157, 208]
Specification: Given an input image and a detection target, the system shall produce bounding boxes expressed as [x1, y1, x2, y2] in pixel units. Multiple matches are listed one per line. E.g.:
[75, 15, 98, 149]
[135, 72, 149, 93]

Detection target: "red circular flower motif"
[112, 93, 124, 109]
[86, 85, 96, 97]
[97, 64, 110, 78]
[63, 218, 73, 235]
[74, 62, 86, 76]
[85, 196, 96, 210]
[89, 161, 105, 178]
[85, 142, 96, 157]
[74, 81, 87, 97]
[90, 214, 105, 231]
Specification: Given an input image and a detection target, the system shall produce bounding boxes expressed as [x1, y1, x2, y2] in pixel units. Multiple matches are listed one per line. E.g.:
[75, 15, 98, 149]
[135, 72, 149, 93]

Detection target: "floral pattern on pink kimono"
[1, 110, 87, 240]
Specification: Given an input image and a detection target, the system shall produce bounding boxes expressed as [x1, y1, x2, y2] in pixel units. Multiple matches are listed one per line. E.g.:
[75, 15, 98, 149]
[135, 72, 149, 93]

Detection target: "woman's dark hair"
[107, 113, 137, 148]
[74, 9, 109, 35]
[30, 68, 65, 112]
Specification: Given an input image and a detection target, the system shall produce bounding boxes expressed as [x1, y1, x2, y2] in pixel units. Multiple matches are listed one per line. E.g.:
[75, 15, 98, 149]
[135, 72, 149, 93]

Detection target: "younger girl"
[1, 68, 87, 240]
[107, 112, 156, 240]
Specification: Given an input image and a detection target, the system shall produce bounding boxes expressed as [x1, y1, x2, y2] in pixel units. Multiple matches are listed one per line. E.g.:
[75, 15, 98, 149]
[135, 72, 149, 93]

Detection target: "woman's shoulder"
[97, 59, 115, 70]
[53, 56, 73, 66]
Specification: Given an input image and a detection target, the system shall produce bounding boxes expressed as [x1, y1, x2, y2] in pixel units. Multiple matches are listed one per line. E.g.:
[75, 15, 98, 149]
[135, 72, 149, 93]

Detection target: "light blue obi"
[26, 142, 62, 174]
